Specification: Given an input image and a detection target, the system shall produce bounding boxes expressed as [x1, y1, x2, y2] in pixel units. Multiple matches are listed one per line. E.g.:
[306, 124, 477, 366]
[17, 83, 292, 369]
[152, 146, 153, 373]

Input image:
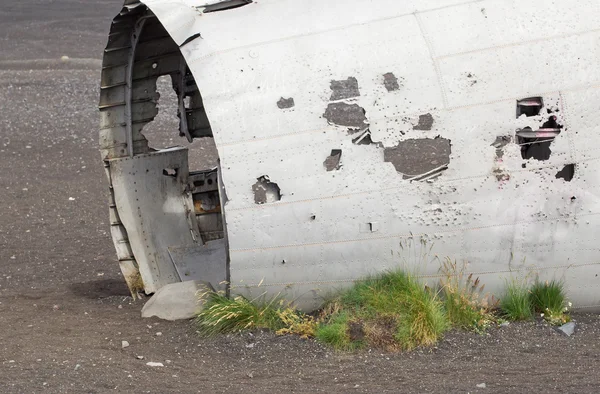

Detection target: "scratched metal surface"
[120, 0, 600, 309]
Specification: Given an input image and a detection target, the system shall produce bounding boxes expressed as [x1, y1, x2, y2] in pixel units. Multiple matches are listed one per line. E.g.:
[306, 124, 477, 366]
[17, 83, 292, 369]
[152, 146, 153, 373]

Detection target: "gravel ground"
[1, 1, 600, 393]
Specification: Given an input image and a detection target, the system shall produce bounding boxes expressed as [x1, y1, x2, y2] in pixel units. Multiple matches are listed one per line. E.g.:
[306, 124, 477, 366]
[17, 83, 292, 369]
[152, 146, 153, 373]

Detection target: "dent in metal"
[351, 129, 382, 147]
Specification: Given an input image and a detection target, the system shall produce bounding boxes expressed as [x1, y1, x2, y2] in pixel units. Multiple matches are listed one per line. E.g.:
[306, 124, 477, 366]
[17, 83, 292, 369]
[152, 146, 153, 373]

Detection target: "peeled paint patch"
[323, 103, 368, 131]
[491, 136, 512, 158]
[252, 176, 281, 204]
[329, 77, 360, 101]
[384, 138, 451, 179]
[323, 149, 342, 171]
[413, 113, 434, 131]
[556, 164, 575, 182]
[383, 72, 400, 92]
[277, 97, 295, 109]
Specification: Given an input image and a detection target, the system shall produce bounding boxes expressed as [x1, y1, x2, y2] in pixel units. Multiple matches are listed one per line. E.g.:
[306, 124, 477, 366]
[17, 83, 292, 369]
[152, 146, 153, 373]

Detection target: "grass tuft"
[275, 308, 317, 338]
[196, 291, 284, 336]
[499, 279, 533, 321]
[316, 269, 448, 351]
[315, 313, 358, 351]
[194, 256, 573, 352]
[439, 259, 493, 331]
[530, 279, 570, 325]
[196, 289, 317, 338]
[394, 288, 449, 350]
[530, 279, 565, 314]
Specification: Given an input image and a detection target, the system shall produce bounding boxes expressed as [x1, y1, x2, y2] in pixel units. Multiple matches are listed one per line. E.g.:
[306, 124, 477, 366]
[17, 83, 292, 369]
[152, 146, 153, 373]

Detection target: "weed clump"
[195, 289, 318, 338]
[314, 313, 357, 351]
[439, 259, 494, 331]
[498, 278, 570, 325]
[316, 269, 448, 351]
[499, 279, 533, 321]
[530, 280, 570, 325]
[195, 264, 573, 352]
[196, 291, 283, 336]
[276, 308, 317, 338]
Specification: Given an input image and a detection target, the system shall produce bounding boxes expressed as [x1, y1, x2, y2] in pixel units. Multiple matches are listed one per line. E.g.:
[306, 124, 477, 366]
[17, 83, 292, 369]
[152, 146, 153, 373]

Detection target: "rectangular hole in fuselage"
[516, 97, 543, 118]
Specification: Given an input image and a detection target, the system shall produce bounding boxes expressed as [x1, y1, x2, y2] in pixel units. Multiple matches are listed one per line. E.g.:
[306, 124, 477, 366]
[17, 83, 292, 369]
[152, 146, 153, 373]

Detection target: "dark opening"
[180, 33, 201, 47]
[516, 116, 562, 161]
[190, 169, 224, 241]
[517, 97, 543, 117]
[556, 164, 575, 182]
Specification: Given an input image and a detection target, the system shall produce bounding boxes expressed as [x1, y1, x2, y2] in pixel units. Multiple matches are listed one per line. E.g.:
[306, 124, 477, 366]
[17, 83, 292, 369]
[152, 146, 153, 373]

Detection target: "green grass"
[394, 286, 449, 349]
[499, 280, 533, 321]
[439, 259, 492, 331]
[315, 269, 448, 351]
[529, 279, 570, 324]
[498, 278, 570, 325]
[530, 280, 565, 314]
[315, 312, 358, 351]
[196, 291, 284, 336]
[195, 261, 572, 351]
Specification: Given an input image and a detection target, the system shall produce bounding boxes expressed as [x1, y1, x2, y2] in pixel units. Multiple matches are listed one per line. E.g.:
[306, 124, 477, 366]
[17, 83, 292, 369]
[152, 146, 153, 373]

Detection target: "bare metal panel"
[109, 147, 200, 293]
[168, 239, 227, 289]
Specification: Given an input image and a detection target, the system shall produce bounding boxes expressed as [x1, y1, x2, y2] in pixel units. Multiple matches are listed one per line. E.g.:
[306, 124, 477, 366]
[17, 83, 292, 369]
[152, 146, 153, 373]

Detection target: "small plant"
[196, 288, 319, 338]
[530, 279, 570, 325]
[315, 269, 448, 351]
[499, 279, 533, 321]
[315, 313, 358, 351]
[439, 258, 494, 332]
[394, 286, 449, 349]
[275, 308, 317, 338]
[196, 290, 284, 336]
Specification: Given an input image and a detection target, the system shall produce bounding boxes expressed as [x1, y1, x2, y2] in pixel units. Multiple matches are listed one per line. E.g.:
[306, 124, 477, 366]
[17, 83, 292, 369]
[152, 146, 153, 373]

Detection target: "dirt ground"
[1, 1, 600, 393]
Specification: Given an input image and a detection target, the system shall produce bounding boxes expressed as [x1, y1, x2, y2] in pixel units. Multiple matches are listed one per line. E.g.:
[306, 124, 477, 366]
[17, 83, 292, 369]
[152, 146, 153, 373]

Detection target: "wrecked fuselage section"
[100, 0, 598, 311]
[99, 3, 227, 296]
